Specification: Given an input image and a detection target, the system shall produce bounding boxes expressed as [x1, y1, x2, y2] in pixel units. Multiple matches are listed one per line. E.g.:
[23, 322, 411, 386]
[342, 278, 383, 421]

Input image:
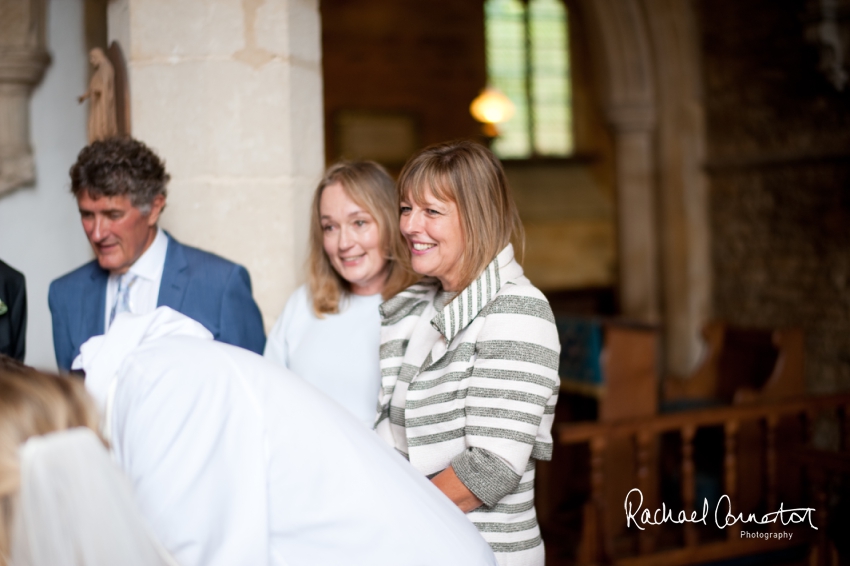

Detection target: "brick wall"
[699, 0, 850, 391]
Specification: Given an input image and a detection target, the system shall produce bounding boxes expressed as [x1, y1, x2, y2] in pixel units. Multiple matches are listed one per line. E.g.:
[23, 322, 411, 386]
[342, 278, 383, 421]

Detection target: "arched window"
[485, 0, 573, 159]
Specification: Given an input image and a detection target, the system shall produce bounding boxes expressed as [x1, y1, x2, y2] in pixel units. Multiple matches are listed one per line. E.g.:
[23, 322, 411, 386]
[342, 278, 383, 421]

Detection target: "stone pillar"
[584, 0, 661, 323]
[0, 0, 50, 196]
[609, 109, 659, 323]
[582, 0, 711, 372]
[644, 0, 711, 376]
[107, 0, 324, 328]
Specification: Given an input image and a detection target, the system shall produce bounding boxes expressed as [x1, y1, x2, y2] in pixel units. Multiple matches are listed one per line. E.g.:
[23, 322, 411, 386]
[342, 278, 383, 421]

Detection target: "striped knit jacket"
[376, 244, 560, 566]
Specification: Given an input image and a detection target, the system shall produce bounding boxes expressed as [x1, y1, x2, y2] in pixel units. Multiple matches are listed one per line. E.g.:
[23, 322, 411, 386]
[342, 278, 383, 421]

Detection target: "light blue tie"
[109, 273, 138, 327]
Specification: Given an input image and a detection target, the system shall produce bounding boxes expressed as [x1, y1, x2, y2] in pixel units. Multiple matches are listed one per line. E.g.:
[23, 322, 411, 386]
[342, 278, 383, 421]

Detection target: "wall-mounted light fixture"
[470, 86, 516, 137]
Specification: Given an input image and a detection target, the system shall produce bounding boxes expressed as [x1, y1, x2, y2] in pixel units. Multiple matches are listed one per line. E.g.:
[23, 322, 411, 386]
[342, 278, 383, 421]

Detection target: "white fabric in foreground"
[72, 306, 212, 411]
[13, 428, 176, 566]
[84, 307, 496, 566]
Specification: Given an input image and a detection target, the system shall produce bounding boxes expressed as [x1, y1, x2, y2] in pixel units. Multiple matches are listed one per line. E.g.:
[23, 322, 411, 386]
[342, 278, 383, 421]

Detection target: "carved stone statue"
[79, 48, 118, 143]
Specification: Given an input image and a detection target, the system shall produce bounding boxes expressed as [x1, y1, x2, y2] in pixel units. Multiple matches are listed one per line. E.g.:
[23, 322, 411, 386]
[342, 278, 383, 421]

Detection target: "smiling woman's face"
[399, 186, 465, 292]
[320, 182, 388, 296]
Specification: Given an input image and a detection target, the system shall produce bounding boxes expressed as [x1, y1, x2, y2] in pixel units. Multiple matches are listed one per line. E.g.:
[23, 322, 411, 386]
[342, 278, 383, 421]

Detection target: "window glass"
[485, 0, 530, 158]
[484, 0, 572, 158]
[530, 0, 572, 155]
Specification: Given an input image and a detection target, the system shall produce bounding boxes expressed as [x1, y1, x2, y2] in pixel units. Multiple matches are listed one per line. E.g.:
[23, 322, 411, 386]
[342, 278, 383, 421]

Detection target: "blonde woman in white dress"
[265, 161, 417, 427]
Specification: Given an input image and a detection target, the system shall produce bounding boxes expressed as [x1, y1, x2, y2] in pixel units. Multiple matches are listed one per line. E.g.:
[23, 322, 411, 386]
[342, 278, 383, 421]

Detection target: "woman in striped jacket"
[376, 140, 560, 566]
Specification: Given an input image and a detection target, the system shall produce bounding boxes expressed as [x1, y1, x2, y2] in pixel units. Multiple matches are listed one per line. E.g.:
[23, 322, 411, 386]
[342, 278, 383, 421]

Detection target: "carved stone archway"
[581, 0, 659, 326]
[577, 0, 711, 376]
[644, 0, 711, 377]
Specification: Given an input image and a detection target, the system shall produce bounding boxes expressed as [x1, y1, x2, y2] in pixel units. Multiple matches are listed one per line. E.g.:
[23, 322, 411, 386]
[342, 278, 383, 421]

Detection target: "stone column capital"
[0, 47, 51, 85]
[0, 0, 50, 197]
[606, 103, 657, 133]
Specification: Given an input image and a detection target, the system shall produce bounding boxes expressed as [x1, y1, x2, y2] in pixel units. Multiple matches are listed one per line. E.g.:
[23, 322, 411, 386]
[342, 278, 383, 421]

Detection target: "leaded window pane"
[484, 0, 573, 158]
[485, 0, 530, 158]
[529, 0, 572, 155]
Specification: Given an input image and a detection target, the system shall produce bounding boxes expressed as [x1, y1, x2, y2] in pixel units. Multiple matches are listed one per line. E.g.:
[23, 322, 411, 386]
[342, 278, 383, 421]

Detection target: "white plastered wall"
[0, 0, 92, 370]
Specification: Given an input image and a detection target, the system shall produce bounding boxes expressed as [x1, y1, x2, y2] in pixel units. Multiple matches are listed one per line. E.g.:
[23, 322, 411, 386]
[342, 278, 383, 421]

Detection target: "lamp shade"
[469, 87, 515, 125]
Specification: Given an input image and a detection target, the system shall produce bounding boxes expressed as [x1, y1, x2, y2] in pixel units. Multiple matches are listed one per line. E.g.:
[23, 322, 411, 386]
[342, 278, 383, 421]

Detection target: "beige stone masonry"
[580, 0, 711, 375]
[0, 0, 50, 197]
[108, 0, 325, 329]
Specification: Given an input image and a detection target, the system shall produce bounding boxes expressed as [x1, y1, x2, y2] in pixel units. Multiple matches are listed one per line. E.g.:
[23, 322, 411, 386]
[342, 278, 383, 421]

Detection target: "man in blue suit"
[49, 137, 266, 371]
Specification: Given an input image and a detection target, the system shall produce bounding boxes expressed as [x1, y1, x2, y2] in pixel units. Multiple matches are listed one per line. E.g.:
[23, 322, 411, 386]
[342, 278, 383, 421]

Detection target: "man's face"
[77, 191, 165, 275]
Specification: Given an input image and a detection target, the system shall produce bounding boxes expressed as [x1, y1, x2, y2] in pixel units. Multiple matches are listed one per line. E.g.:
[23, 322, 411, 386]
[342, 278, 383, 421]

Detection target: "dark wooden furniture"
[556, 394, 850, 565]
[664, 321, 805, 406]
[544, 318, 659, 552]
[794, 448, 850, 566]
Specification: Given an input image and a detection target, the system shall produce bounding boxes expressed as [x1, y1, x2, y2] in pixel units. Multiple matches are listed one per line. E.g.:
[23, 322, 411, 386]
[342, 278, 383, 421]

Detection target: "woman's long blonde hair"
[308, 161, 418, 315]
[0, 360, 101, 564]
[397, 140, 524, 293]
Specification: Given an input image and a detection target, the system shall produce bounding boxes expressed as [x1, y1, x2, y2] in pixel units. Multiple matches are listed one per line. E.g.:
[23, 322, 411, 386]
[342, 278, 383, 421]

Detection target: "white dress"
[75, 308, 497, 566]
[265, 285, 382, 427]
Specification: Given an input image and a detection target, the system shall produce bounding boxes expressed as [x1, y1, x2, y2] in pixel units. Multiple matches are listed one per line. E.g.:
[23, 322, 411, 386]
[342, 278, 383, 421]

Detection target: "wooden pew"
[664, 321, 805, 406]
[558, 394, 850, 565]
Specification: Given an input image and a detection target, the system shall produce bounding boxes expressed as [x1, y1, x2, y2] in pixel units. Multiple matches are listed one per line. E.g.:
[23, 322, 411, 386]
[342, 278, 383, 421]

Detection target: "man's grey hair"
[70, 137, 169, 211]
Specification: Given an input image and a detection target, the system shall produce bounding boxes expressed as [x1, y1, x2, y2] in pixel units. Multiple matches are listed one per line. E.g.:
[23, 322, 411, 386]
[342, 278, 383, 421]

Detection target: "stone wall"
[109, 0, 325, 330]
[699, 0, 850, 392]
[505, 160, 616, 291]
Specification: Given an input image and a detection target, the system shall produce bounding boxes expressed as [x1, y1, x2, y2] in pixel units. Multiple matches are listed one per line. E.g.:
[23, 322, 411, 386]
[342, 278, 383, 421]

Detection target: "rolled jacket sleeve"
[452, 447, 522, 508]
[453, 291, 561, 506]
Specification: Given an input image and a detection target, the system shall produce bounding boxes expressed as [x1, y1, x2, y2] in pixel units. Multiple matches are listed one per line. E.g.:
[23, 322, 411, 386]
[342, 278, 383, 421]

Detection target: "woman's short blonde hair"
[0, 361, 101, 563]
[397, 140, 524, 293]
[308, 161, 418, 315]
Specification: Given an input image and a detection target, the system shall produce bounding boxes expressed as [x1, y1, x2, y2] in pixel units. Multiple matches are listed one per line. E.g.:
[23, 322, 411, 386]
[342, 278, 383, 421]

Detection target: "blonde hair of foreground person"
[0, 362, 100, 551]
[308, 161, 418, 315]
[397, 139, 524, 293]
[0, 358, 172, 566]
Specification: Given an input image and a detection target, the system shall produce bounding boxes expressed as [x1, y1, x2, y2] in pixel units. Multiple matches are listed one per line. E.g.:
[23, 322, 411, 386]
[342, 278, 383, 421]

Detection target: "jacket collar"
[430, 244, 520, 343]
[126, 227, 168, 283]
[82, 263, 109, 341]
[157, 232, 189, 310]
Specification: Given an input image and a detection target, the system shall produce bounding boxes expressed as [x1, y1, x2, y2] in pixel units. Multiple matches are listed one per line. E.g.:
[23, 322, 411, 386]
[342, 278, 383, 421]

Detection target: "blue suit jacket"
[49, 234, 266, 371]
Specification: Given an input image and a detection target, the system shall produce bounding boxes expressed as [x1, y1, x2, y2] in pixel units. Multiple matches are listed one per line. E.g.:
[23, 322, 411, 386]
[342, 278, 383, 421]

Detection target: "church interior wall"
[699, 0, 850, 392]
[321, 0, 618, 295]
[641, 0, 711, 376]
[5, 0, 846, 393]
[0, 0, 92, 370]
[320, 0, 487, 162]
[2, 1, 850, 558]
[506, 161, 616, 291]
[508, 0, 618, 294]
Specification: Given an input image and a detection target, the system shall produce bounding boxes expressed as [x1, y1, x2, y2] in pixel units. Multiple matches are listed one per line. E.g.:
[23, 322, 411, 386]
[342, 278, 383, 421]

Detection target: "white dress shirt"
[73, 308, 497, 566]
[104, 227, 168, 331]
